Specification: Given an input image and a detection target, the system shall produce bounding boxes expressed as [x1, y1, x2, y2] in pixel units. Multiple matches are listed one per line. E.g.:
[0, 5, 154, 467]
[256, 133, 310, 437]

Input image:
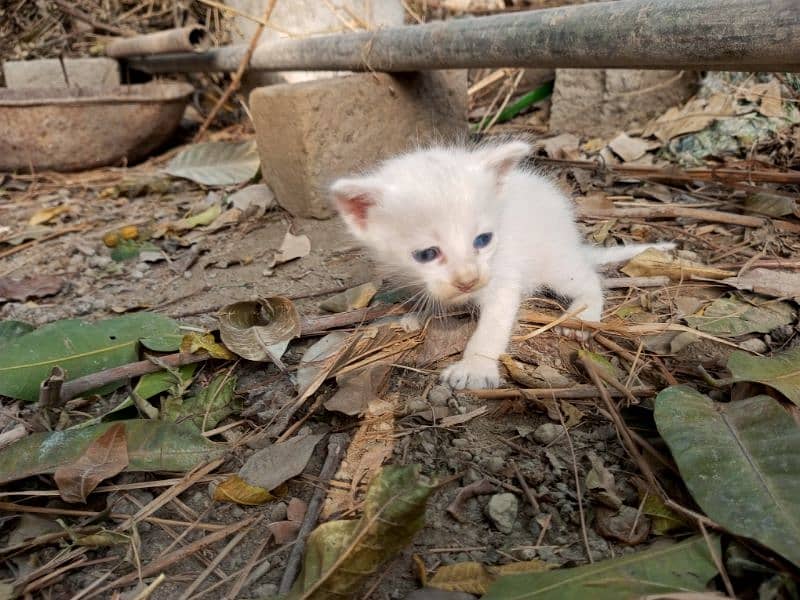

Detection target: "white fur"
[331, 142, 674, 389]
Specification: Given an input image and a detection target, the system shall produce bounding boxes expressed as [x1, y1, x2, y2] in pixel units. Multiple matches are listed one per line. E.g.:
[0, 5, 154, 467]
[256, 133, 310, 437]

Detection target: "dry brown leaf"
[429, 561, 494, 595]
[0, 275, 64, 302]
[272, 230, 310, 267]
[325, 363, 392, 416]
[722, 268, 800, 301]
[607, 132, 655, 162]
[643, 94, 736, 142]
[268, 519, 302, 544]
[320, 281, 379, 312]
[239, 433, 324, 492]
[53, 423, 129, 503]
[595, 505, 651, 545]
[415, 317, 473, 367]
[286, 497, 307, 522]
[29, 204, 69, 226]
[756, 80, 784, 118]
[537, 132, 580, 159]
[490, 559, 550, 576]
[213, 474, 275, 505]
[586, 454, 622, 509]
[622, 248, 735, 280]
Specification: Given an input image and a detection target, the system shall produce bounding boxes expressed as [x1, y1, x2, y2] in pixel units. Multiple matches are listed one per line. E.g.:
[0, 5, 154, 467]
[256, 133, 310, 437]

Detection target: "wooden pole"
[127, 0, 800, 74]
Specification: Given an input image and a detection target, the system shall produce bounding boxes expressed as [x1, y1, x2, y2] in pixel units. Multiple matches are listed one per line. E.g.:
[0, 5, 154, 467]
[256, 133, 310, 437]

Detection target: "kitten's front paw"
[400, 313, 422, 333]
[554, 325, 590, 341]
[441, 355, 501, 389]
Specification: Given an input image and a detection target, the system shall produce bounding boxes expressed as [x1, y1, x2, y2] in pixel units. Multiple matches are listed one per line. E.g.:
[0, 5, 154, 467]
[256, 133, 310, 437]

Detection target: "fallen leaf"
[537, 133, 580, 159]
[162, 372, 239, 431]
[287, 497, 308, 521]
[721, 268, 800, 301]
[238, 433, 324, 492]
[727, 347, 800, 407]
[0, 420, 224, 485]
[485, 536, 719, 600]
[743, 191, 797, 217]
[622, 248, 735, 280]
[415, 317, 473, 367]
[54, 423, 129, 503]
[272, 230, 311, 267]
[75, 530, 130, 547]
[428, 561, 493, 595]
[180, 331, 236, 359]
[29, 204, 69, 226]
[296, 332, 351, 397]
[173, 202, 222, 231]
[320, 282, 379, 313]
[641, 493, 689, 535]
[0, 320, 34, 345]
[325, 363, 392, 416]
[205, 207, 243, 232]
[595, 505, 651, 545]
[165, 140, 260, 186]
[643, 94, 737, 142]
[608, 132, 655, 162]
[756, 80, 784, 119]
[684, 295, 794, 336]
[214, 474, 275, 505]
[0, 275, 64, 302]
[268, 519, 302, 544]
[228, 183, 275, 217]
[286, 465, 434, 599]
[585, 454, 622, 509]
[656, 387, 800, 566]
[218, 297, 300, 362]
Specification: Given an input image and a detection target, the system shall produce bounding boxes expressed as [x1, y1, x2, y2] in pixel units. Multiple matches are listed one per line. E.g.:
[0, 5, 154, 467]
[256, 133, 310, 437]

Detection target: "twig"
[59, 352, 210, 402]
[514, 304, 586, 341]
[699, 520, 736, 598]
[468, 384, 655, 400]
[50, 0, 127, 35]
[225, 534, 272, 599]
[194, 0, 279, 140]
[577, 204, 789, 230]
[131, 574, 166, 600]
[278, 433, 350, 595]
[510, 460, 540, 513]
[602, 276, 670, 289]
[553, 402, 592, 563]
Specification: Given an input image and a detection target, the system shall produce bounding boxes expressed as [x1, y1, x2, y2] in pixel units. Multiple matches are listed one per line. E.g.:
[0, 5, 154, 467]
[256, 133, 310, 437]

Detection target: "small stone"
[536, 547, 560, 564]
[533, 423, 565, 445]
[88, 255, 111, 269]
[131, 269, 144, 280]
[485, 455, 505, 474]
[427, 384, 452, 406]
[405, 398, 429, 414]
[739, 337, 768, 354]
[270, 502, 288, 522]
[183, 270, 193, 279]
[250, 583, 278, 598]
[451, 438, 469, 449]
[486, 493, 518, 534]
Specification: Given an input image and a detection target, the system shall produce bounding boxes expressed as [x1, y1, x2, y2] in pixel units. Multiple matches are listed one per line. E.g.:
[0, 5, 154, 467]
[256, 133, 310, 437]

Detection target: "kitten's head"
[331, 141, 530, 305]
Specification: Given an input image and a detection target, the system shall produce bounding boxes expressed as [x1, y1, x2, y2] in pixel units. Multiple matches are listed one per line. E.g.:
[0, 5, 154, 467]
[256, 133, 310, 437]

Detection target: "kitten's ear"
[330, 177, 382, 233]
[480, 141, 532, 179]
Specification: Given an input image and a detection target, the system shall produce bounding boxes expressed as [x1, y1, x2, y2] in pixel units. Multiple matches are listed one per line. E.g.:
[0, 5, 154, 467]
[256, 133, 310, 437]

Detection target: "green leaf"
[164, 141, 260, 186]
[135, 365, 197, 400]
[727, 347, 800, 407]
[0, 320, 34, 345]
[0, 419, 225, 485]
[684, 295, 794, 336]
[484, 536, 718, 600]
[655, 386, 800, 566]
[287, 465, 434, 599]
[0, 313, 180, 402]
[162, 372, 238, 431]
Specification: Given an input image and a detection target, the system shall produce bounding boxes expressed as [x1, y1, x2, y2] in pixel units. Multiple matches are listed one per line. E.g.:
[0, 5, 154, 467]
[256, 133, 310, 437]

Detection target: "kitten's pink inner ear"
[484, 141, 532, 179]
[337, 194, 374, 229]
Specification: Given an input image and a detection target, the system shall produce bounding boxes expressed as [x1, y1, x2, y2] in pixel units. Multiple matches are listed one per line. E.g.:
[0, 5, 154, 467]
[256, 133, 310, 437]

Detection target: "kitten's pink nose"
[454, 277, 479, 293]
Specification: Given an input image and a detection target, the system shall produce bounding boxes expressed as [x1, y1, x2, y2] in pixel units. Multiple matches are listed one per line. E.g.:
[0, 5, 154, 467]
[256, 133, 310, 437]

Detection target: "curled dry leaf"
[213, 474, 275, 505]
[53, 423, 129, 503]
[180, 331, 235, 359]
[585, 455, 622, 510]
[218, 297, 300, 362]
[622, 248, 735, 281]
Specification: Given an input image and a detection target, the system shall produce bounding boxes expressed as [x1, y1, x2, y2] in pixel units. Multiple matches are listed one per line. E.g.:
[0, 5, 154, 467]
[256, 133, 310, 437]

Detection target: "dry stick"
[92, 518, 257, 597]
[510, 459, 540, 513]
[131, 573, 167, 600]
[0, 225, 87, 260]
[278, 433, 350, 595]
[194, 0, 279, 140]
[699, 520, 736, 599]
[580, 357, 717, 529]
[468, 384, 655, 400]
[50, 0, 127, 35]
[553, 402, 593, 564]
[178, 519, 260, 600]
[577, 205, 774, 229]
[225, 535, 273, 600]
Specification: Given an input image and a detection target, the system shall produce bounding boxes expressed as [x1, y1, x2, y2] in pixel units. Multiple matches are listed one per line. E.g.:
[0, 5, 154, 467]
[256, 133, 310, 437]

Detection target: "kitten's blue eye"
[412, 246, 440, 263]
[473, 232, 493, 249]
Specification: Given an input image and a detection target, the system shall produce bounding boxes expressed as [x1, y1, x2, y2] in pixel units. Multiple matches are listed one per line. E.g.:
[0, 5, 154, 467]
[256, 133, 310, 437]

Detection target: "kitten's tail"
[587, 242, 676, 265]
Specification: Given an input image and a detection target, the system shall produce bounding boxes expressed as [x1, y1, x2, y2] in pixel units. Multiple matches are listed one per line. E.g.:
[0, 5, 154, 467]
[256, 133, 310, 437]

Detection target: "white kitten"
[331, 141, 673, 389]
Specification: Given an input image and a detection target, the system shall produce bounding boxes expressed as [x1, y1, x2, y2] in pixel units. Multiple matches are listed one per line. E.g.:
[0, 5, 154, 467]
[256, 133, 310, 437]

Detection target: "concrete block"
[549, 69, 697, 138]
[3, 58, 120, 89]
[225, 0, 405, 89]
[250, 71, 467, 219]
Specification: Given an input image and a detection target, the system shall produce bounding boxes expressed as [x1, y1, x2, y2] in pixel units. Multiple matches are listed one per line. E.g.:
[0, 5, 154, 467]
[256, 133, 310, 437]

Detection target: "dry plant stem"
[469, 384, 654, 399]
[178, 519, 259, 600]
[59, 352, 210, 402]
[194, 0, 279, 140]
[602, 276, 670, 289]
[278, 433, 350, 595]
[554, 402, 593, 564]
[699, 520, 736, 598]
[510, 459, 540, 512]
[50, 0, 127, 35]
[225, 535, 272, 600]
[578, 205, 786, 230]
[131, 573, 166, 600]
[90, 518, 257, 597]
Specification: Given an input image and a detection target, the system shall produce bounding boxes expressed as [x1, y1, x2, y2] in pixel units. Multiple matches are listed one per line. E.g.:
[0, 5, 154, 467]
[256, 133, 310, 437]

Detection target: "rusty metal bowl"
[0, 81, 193, 172]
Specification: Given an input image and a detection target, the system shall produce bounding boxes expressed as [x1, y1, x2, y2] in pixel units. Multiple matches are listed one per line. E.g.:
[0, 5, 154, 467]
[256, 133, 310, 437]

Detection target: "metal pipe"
[127, 0, 800, 74]
[106, 27, 210, 58]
